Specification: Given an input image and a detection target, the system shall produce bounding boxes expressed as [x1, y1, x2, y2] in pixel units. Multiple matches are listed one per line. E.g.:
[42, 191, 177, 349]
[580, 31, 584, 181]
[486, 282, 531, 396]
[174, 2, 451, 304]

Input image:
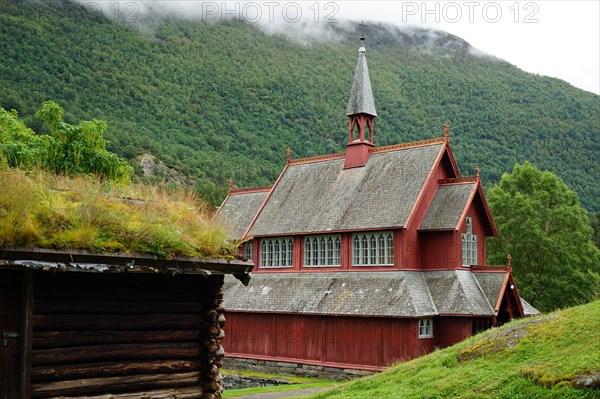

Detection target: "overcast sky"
[91, 0, 599, 94]
[334, 1, 599, 94]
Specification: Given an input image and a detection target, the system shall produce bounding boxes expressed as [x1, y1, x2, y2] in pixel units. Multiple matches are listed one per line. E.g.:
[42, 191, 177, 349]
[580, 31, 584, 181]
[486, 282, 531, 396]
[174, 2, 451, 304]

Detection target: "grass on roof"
[0, 168, 237, 259]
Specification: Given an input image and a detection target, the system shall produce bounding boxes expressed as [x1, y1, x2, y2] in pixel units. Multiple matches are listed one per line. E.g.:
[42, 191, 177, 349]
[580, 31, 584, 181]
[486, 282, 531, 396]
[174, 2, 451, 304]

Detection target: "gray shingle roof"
[520, 298, 542, 316]
[249, 144, 443, 236]
[472, 271, 507, 311]
[420, 183, 476, 230]
[224, 269, 505, 317]
[346, 46, 377, 116]
[217, 190, 269, 240]
[425, 270, 494, 316]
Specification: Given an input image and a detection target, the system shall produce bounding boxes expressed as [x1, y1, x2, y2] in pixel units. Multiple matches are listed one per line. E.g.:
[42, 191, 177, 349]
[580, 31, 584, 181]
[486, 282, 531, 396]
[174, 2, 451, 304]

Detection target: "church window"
[243, 240, 253, 261]
[260, 237, 293, 268]
[462, 217, 478, 266]
[419, 319, 433, 339]
[352, 232, 394, 266]
[304, 235, 341, 267]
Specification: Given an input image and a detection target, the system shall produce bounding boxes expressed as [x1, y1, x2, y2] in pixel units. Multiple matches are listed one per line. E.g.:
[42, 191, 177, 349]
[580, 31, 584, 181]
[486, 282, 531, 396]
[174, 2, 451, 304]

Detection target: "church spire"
[344, 24, 377, 169]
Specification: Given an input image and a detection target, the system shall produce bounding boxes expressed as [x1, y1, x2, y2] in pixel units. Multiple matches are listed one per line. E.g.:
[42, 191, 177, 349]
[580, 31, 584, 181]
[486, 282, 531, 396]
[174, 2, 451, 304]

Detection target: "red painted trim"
[507, 272, 525, 317]
[495, 271, 512, 311]
[229, 186, 272, 194]
[212, 193, 230, 222]
[475, 183, 499, 237]
[370, 137, 445, 155]
[404, 143, 447, 230]
[443, 143, 461, 177]
[454, 182, 479, 231]
[288, 152, 346, 165]
[438, 177, 478, 184]
[242, 164, 290, 240]
[224, 354, 385, 372]
[252, 226, 405, 238]
[225, 310, 437, 319]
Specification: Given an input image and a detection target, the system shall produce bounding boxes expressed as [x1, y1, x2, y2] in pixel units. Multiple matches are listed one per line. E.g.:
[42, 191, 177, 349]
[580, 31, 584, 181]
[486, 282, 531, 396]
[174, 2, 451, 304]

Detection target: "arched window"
[419, 319, 433, 338]
[352, 232, 394, 266]
[259, 237, 293, 268]
[462, 217, 478, 266]
[303, 234, 341, 267]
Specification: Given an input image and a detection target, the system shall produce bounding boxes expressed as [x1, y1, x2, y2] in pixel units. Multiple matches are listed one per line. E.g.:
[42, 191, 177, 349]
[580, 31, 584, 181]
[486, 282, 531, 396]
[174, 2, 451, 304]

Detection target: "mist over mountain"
[1, 0, 598, 210]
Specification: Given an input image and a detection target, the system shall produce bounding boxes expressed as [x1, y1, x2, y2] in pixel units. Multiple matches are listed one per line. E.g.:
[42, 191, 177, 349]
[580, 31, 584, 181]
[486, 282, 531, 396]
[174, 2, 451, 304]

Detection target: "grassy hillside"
[309, 301, 600, 399]
[1, 0, 599, 209]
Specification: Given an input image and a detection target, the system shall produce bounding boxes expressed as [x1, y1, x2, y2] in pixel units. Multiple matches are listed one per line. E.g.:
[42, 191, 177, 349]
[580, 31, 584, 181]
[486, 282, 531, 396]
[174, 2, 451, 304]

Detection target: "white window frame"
[243, 240, 254, 261]
[419, 318, 433, 339]
[304, 234, 341, 267]
[260, 237, 293, 268]
[462, 217, 478, 266]
[352, 232, 394, 266]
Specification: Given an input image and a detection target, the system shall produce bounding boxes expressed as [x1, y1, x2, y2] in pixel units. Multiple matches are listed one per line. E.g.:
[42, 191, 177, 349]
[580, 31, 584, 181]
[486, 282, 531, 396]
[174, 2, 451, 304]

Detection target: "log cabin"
[0, 249, 252, 399]
[216, 38, 537, 373]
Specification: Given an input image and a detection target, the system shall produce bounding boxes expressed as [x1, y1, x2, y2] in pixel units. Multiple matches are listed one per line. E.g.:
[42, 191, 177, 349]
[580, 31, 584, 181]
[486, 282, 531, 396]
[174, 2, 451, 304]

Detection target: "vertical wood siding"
[224, 313, 430, 368]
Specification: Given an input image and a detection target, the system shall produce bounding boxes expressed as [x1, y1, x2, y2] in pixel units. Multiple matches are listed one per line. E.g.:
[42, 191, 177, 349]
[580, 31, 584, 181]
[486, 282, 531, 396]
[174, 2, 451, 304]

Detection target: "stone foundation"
[223, 357, 377, 381]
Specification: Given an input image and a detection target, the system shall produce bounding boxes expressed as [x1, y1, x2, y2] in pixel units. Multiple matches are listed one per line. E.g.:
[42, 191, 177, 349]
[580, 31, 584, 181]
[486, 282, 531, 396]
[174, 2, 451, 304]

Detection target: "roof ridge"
[371, 137, 445, 155]
[229, 186, 272, 194]
[288, 152, 346, 165]
[438, 176, 478, 184]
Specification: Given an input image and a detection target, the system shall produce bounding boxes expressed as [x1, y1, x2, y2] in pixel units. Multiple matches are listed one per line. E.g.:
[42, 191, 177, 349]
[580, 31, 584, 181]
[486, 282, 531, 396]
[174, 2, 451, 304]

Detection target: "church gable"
[217, 188, 270, 240]
[249, 142, 444, 237]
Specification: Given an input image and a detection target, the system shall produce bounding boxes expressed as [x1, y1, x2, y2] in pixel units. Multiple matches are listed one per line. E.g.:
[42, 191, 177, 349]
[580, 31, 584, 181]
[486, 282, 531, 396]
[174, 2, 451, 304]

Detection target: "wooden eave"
[0, 248, 254, 284]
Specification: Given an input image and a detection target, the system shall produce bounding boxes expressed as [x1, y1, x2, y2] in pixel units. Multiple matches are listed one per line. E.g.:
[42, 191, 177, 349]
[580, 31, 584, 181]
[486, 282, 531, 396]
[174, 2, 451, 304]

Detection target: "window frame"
[461, 217, 478, 266]
[352, 231, 394, 266]
[303, 234, 341, 267]
[418, 318, 433, 339]
[243, 240, 254, 261]
[260, 237, 294, 268]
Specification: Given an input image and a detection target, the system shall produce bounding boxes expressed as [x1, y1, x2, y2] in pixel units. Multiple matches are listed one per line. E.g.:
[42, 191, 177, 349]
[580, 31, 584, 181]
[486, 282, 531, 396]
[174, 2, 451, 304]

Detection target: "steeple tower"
[344, 26, 377, 169]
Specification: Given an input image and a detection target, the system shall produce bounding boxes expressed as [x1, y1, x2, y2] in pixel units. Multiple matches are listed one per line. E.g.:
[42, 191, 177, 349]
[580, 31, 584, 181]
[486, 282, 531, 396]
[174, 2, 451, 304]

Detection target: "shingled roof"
[346, 43, 377, 117]
[249, 143, 443, 236]
[420, 182, 476, 231]
[217, 189, 269, 240]
[224, 269, 507, 318]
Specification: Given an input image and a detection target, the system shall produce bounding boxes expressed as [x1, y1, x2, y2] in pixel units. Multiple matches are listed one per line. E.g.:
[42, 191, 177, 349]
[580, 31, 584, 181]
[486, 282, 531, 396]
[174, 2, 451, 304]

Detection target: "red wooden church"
[217, 38, 535, 372]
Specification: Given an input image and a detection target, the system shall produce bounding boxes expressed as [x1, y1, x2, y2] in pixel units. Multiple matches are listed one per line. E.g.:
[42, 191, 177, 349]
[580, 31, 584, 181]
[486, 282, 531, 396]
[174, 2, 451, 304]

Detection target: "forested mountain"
[1, 0, 598, 209]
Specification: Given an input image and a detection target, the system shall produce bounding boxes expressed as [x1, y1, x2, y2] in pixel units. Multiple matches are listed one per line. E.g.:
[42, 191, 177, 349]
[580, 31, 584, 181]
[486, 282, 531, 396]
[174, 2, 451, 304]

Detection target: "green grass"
[307, 301, 600, 399]
[0, 168, 237, 258]
[222, 369, 338, 398]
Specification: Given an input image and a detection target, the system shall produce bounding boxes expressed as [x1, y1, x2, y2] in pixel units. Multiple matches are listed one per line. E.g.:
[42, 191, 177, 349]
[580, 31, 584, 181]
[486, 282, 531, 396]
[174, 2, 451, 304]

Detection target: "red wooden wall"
[224, 312, 438, 369]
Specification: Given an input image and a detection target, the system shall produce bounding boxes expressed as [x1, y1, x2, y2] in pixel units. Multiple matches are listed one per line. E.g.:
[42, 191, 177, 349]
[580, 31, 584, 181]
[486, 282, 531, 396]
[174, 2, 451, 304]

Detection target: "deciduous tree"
[487, 162, 600, 312]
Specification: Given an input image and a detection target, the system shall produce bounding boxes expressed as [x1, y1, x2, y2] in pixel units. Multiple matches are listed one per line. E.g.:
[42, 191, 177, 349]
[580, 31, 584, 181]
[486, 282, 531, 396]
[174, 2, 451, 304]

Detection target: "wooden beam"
[30, 371, 202, 398]
[33, 330, 203, 349]
[32, 343, 207, 366]
[44, 387, 204, 399]
[32, 314, 208, 331]
[32, 360, 202, 382]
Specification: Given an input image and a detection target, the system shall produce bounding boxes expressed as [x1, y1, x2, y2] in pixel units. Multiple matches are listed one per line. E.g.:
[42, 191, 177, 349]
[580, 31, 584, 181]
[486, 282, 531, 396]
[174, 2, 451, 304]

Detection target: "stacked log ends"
[201, 284, 226, 399]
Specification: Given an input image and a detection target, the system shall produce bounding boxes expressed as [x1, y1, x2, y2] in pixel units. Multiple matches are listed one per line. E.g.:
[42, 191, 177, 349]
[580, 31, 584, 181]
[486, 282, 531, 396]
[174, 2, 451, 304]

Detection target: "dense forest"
[1, 0, 598, 209]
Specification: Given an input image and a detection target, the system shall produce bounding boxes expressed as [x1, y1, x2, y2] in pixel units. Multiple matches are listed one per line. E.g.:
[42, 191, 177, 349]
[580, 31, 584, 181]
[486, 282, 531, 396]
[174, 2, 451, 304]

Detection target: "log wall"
[30, 272, 226, 399]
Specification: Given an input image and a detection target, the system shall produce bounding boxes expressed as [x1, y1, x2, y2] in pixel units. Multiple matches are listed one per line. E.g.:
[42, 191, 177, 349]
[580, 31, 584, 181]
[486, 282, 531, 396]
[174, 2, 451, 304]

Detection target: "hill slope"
[1, 0, 598, 208]
[310, 301, 600, 399]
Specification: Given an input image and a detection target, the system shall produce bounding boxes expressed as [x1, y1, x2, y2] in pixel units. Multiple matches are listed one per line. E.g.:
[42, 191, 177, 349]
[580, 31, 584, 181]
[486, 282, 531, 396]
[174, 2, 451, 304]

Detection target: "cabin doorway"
[0, 269, 32, 399]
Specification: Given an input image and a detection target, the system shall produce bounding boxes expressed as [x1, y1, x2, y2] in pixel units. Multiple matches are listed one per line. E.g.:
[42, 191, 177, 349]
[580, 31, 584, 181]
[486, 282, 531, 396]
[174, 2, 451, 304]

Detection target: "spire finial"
[476, 165, 480, 178]
[228, 178, 233, 192]
[359, 20, 366, 41]
[507, 254, 512, 266]
[286, 147, 292, 163]
[443, 121, 450, 141]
